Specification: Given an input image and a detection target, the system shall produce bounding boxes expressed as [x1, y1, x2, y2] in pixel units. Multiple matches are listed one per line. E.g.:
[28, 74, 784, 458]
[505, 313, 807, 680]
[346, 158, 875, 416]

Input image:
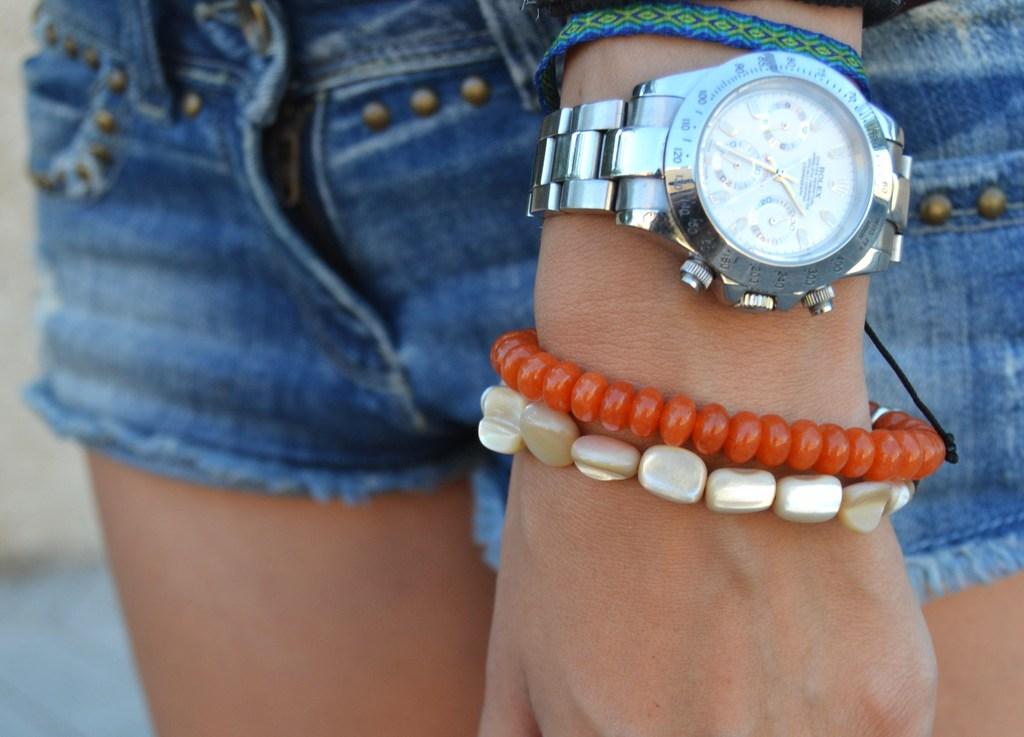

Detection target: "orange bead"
[724, 411, 762, 463]
[865, 429, 902, 481]
[542, 361, 582, 414]
[628, 387, 664, 438]
[692, 403, 730, 455]
[516, 352, 556, 401]
[813, 423, 851, 475]
[492, 332, 534, 374]
[756, 414, 791, 467]
[599, 381, 635, 432]
[842, 427, 875, 478]
[892, 416, 926, 431]
[874, 411, 911, 430]
[892, 430, 924, 479]
[499, 343, 536, 390]
[489, 330, 521, 367]
[570, 371, 608, 423]
[914, 430, 945, 478]
[903, 419, 934, 432]
[787, 420, 823, 471]
[659, 394, 697, 447]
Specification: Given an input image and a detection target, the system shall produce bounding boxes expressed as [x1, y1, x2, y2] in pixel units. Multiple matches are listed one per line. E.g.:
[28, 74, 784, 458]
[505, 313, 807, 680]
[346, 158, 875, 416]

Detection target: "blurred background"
[0, 0, 153, 733]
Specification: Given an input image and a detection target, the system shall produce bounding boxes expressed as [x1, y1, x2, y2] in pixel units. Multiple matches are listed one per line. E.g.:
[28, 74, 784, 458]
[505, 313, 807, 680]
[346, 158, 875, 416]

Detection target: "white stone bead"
[478, 418, 523, 454]
[773, 474, 843, 523]
[839, 481, 893, 534]
[885, 479, 916, 515]
[479, 385, 497, 414]
[637, 445, 707, 504]
[520, 401, 580, 467]
[480, 385, 525, 419]
[705, 468, 776, 514]
[570, 435, 640, 481]
[477, 386, 527, 455]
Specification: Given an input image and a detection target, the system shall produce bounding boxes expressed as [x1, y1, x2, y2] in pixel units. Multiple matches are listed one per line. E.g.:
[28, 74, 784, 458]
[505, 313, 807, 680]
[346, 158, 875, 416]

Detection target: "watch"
[527, 51, 912, 315]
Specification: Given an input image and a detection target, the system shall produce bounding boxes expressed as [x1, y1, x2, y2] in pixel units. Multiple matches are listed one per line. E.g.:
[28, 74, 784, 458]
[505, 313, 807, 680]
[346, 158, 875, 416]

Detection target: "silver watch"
[527, 51, 911, 315]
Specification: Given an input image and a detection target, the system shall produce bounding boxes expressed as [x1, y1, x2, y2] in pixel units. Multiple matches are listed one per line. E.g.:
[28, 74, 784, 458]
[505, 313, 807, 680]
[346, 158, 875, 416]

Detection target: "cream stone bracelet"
[479, 385, 915, 534]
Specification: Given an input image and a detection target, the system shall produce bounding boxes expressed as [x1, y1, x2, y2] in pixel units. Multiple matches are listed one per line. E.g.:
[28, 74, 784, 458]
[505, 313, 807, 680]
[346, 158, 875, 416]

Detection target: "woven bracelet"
[533, 1, 870, 112]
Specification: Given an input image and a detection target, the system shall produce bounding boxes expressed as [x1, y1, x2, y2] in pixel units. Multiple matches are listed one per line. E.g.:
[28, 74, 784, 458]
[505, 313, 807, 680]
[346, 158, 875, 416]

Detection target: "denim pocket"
[310, 57, 543, 313]
[23, 13, 132, 200]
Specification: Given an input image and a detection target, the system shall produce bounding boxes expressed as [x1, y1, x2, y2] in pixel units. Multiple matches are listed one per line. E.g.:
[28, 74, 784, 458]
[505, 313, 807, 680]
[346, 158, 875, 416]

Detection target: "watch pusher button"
[736, 292, 775, 312]
[679, 257, 713, 292]
[801, 285, 836, 316]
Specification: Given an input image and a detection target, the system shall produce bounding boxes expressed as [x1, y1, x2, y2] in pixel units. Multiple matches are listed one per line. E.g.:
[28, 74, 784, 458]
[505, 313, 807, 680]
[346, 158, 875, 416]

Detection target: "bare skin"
[86, 461, 1023, 737]
[82, 3, 1021, 733]
[87, 452, 495, 737]
[925, 572, 1024, 737]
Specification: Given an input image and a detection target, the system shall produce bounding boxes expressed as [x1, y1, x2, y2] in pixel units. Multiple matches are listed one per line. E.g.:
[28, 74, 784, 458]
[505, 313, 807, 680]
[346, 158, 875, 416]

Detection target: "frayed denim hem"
[470, 455, 512, 570]
[23, 383, 480, 505]
[905, 533, 1024, 604]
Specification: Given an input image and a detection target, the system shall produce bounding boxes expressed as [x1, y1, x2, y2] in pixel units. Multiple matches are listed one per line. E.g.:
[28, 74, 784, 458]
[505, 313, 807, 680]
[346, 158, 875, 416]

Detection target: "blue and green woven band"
[534, 2, 870, 112]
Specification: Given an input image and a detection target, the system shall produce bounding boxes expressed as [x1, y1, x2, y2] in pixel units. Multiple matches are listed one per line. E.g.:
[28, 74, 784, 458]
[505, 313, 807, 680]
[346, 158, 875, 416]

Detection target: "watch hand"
[775, 175, 806, 216]
[714, 143, 775, 175]
[715, 143, 796, 183]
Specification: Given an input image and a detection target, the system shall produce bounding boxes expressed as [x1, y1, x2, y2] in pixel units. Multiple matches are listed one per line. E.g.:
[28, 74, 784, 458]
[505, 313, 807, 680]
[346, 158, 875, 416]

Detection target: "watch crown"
[802, 285, 836, 316]
[736, 292, 775, 312]
[679, 257, 713, 292]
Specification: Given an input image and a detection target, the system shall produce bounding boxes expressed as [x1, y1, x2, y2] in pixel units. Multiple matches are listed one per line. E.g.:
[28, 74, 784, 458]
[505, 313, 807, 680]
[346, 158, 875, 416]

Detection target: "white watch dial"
[695, 77, 873, 266]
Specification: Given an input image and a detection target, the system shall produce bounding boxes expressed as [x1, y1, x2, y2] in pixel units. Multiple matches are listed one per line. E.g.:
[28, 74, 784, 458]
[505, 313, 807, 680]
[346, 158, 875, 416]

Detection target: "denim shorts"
[23, 0, 1023, 601]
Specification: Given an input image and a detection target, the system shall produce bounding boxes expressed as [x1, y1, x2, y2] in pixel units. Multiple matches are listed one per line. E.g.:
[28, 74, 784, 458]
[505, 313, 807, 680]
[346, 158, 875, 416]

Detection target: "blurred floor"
[1, 1, 149, 734]
[0, 561, 152, 736]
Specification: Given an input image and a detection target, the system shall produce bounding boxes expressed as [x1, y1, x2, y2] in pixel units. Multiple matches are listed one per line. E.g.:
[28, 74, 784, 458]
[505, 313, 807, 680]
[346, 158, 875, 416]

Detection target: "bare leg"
[924, 571, 1024, 737]
[87, 452, 494, 737]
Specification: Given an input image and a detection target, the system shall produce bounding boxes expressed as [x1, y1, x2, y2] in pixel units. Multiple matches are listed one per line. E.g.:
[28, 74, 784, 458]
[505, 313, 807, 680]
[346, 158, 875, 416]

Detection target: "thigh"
[924, 572, 1024, 737]
[88, 452, 495, 737]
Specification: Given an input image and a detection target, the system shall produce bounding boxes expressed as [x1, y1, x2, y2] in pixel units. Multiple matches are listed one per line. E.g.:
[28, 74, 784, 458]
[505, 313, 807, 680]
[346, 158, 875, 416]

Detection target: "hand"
[479, 456, 938, 737]
[479, 214, 937, 737]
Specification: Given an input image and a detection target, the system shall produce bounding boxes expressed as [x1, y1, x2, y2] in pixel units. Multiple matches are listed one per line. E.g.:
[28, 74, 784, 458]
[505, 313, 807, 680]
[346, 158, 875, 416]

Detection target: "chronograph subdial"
[757, 98, 812, 152]
[748, 195, 801, 250]
[708, 140, 770, 192]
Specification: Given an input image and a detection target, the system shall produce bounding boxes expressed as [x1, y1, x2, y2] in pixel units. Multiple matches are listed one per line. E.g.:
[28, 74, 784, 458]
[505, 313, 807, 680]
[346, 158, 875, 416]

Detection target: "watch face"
[694, 77, 873, 266]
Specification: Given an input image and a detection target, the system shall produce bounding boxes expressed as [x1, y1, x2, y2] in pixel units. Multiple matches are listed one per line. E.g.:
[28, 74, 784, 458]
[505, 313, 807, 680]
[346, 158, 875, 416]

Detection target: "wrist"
[535, 215, 870, 428]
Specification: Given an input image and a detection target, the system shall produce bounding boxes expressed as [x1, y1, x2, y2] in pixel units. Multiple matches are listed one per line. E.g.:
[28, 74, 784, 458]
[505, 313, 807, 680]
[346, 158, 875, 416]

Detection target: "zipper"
[266, 97, 313, 209]
[264, 96, 362, 289]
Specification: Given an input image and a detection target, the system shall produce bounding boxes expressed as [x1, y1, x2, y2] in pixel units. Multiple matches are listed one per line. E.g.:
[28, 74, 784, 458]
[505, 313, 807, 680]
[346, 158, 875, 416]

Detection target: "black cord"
[864, 320, 958, 463]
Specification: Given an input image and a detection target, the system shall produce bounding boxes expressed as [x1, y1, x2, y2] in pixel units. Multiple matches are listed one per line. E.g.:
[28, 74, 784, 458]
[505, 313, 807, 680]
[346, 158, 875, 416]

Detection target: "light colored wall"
[0, 0, 102, 563]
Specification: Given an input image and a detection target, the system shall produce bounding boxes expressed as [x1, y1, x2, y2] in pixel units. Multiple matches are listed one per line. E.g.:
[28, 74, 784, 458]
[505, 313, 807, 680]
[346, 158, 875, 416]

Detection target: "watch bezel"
[660, 51, 896, 301]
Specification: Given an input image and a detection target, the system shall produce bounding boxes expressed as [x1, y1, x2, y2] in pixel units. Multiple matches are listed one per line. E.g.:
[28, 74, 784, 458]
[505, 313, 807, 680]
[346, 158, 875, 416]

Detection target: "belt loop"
[239, 0, 290, 127]
[474, 0, 562, 112]
[119, 0, 172, 119]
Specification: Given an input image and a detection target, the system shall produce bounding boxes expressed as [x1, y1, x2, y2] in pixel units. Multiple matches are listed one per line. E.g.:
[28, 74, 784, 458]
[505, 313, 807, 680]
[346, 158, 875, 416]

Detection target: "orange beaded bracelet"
[489, 329, 947, 482]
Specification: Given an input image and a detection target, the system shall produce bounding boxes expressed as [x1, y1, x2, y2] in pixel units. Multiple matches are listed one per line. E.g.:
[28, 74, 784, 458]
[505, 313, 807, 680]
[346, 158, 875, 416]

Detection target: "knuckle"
[854, 656, 938, 736]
